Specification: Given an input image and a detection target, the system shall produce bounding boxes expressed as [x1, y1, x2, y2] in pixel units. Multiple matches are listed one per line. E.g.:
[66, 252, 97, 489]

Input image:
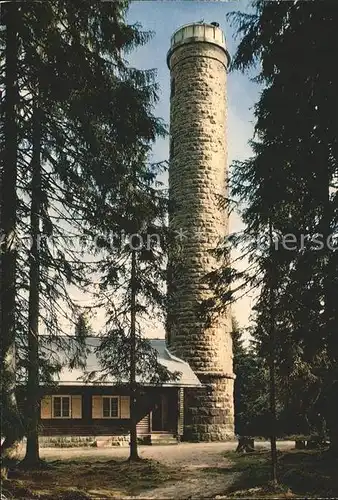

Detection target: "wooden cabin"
[38, 338, 201, 445]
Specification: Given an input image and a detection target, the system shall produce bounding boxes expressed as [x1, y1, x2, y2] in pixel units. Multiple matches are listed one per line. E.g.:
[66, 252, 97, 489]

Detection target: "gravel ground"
[37, 440, 294, 465]
[34, 441, 294, 499]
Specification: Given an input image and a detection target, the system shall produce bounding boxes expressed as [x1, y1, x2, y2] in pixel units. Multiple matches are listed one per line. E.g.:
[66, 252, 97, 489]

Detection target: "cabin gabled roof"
[42, 336, 201, 388]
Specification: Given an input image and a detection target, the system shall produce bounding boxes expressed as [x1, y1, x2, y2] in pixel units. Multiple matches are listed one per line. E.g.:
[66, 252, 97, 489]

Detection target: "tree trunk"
[22, 95, 42, 467]
[129, 387, 139, 461]
[327, 383, 338, 456]
[0, 435, 21, 480]
[328, 424, 338, 456]
[129, 248, 139, 461]
[322, 160, 338, 457]
[268, 219, 278, 486]
[1, 3, 23, 479]
[269, 360, 278, 484]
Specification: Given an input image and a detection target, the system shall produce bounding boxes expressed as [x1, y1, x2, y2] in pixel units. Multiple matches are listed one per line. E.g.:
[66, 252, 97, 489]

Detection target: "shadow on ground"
[214, 448, 338, 498]
[3, 446, 337, 499]
[2, 458, 183, 499]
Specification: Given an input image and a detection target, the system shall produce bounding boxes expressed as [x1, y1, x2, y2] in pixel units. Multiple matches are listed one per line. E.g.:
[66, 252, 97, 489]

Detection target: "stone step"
[150, 434, 178, 445]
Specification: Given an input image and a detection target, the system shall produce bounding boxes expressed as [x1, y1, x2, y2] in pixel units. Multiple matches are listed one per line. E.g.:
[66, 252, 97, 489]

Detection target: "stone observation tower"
[166, 22, 234, 441]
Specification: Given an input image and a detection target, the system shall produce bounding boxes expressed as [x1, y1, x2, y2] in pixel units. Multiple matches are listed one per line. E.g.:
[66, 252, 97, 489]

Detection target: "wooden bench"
[294, 436, 329, 450]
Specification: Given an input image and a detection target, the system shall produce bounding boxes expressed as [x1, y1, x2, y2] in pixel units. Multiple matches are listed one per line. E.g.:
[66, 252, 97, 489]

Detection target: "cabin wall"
[40, 387, 131, 436]
[35, 386, 179, 437]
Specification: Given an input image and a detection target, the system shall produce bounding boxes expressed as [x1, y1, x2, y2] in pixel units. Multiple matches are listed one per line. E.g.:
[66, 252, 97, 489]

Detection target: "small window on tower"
[170, 138, 175, 158]
[171, 78, 175, 98]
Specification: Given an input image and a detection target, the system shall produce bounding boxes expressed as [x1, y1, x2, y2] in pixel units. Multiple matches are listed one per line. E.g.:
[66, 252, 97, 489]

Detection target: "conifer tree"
[1, 0, 167, 472]
[228, 0, 338, 456]
[232, 317, 269, 438]
[90, 151, 177, 461]
[1, 4, 24, 476]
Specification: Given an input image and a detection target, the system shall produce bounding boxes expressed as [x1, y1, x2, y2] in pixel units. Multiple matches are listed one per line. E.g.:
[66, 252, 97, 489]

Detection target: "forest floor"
[3, 441, 335, 499]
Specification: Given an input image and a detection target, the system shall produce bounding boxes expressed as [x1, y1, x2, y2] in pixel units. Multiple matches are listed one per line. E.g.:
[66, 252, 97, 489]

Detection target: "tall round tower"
[166, 22, 234, 441]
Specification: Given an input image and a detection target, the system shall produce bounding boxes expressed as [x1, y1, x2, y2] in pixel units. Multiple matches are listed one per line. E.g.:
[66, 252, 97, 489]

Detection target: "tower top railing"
[167, 22, 230, 69]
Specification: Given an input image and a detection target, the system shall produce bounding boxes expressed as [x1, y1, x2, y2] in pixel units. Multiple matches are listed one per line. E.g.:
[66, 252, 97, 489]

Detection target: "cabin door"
[152, 394, 169, 431]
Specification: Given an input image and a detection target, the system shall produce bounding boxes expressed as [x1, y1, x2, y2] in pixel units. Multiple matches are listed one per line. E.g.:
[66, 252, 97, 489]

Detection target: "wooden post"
[176, 388, 180, 440]
[177, 388, 184, 442]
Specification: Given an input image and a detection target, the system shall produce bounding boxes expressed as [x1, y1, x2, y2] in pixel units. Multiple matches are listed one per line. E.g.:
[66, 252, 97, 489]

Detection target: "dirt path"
[132, 442, 293, 499]
[133, 469, 237, 499]
[37, 441, 294, 499]
[132, 443, 237, 499]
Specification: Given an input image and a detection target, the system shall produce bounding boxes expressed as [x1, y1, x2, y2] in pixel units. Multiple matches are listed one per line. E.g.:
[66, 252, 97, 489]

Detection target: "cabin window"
[41, 395, 82, 419]
[102, 396, 119, 418]
[52, 396, 71, 418]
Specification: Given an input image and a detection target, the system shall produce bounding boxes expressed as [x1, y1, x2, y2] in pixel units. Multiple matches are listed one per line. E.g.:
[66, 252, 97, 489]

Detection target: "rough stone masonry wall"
[167, 41, 234, 441]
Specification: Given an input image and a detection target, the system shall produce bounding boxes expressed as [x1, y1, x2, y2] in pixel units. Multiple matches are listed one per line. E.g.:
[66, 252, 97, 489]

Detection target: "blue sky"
[126, 1, 259, 164]
[125, 1, 261, 329]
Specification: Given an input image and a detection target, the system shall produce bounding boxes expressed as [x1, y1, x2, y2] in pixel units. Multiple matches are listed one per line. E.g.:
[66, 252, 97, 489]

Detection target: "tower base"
[183, 374, 235, 442]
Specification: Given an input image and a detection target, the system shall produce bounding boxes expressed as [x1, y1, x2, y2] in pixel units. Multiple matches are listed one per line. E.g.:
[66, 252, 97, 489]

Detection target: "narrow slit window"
[171, 78, 175, 98]
[170, 138, 175, 158]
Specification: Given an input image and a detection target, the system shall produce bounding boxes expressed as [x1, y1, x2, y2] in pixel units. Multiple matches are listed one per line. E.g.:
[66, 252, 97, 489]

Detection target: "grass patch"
[2, 458, 182, 499]
[222, 448, 338, 498]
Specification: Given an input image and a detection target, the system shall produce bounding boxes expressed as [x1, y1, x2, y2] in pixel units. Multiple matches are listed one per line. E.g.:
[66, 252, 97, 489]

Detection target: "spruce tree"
[1, 0, 167, 471]
[232, 317, 270, 438]
[1, 4, 24, 476]
[228, 0, 338, 455]
[89, 151, 177, 461]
